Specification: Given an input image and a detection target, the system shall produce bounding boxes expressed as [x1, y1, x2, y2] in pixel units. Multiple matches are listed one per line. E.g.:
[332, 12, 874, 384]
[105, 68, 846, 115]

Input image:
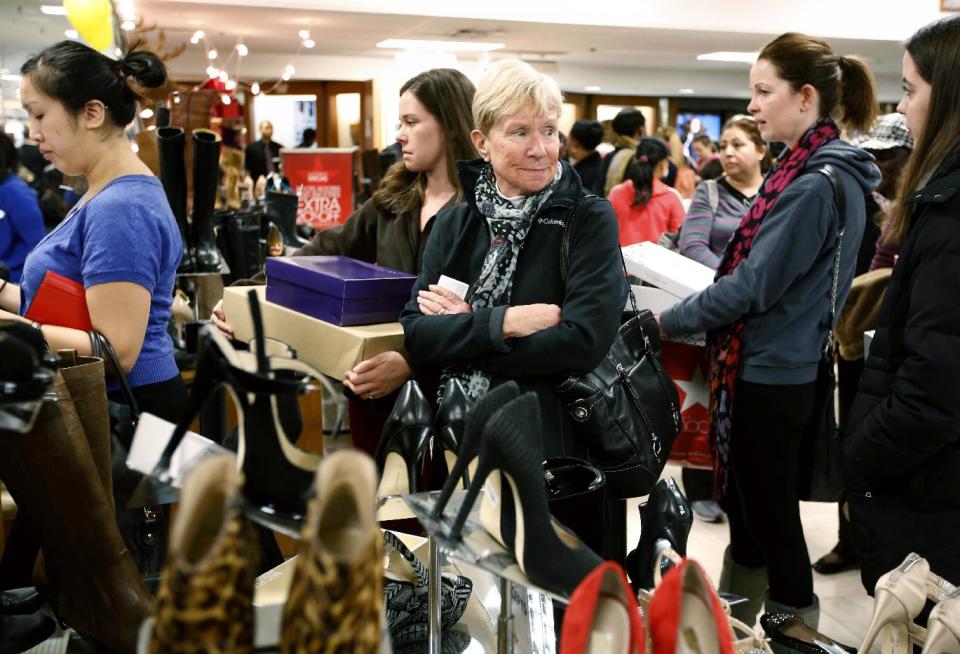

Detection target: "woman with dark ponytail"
[0, 41, 181, 651]
[608, 136, 685, 245]
[660, 32, 881, 629]
[844, 14, 960, 599]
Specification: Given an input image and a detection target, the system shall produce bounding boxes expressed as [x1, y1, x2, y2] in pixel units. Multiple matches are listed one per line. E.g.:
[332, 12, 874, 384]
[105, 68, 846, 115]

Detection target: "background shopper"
[212, 68, 478, 455]
[844, 14, 960, 598]
[608, 137, 685, 246]
[660, 32, 880, 628]
[0, 132, 45, 284]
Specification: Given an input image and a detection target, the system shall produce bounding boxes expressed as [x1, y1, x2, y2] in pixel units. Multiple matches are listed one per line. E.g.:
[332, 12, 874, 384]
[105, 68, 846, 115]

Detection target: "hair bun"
[119, 49, 166, 89]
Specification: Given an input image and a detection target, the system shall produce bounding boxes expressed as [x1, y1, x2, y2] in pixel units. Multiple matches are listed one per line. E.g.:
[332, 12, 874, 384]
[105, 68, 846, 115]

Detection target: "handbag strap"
[804, 163, 846, 359]
[559, 178, 639, 317]
[90, 331, 140, 417]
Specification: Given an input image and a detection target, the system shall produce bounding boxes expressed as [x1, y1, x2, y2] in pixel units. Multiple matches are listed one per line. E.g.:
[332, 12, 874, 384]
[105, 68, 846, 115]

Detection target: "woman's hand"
[344, 351, 412, 400]
[210, 299, 235, 339]
[417, 285, 472, 316]
[503, 304, 561, 338]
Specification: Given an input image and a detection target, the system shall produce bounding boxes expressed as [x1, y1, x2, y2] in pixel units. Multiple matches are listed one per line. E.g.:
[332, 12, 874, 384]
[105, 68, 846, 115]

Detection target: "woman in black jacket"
[844, 14, 960, 594]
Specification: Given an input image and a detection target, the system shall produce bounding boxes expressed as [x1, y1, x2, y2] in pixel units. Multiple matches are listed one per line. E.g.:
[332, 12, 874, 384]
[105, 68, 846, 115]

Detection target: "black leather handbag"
[555, 194, 681, 499]
[544, 457, 606, 556]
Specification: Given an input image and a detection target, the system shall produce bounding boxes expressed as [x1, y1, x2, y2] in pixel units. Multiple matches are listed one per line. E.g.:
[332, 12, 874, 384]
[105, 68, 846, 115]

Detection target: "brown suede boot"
[0, 372, 152, 653]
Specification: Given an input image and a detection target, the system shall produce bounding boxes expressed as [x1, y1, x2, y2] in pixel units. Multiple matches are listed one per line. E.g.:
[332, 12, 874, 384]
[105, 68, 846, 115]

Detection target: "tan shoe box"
[222, 285, 405, 381]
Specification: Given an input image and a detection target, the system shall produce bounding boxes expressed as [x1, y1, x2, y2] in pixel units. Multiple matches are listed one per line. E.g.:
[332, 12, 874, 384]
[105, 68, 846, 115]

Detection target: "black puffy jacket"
[400, 159, 627, 457]
[844, 152, 960, 510]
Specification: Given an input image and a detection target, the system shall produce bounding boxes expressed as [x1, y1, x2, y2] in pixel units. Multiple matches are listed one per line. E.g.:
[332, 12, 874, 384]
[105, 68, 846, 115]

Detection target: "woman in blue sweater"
[0, 132, 44, 283]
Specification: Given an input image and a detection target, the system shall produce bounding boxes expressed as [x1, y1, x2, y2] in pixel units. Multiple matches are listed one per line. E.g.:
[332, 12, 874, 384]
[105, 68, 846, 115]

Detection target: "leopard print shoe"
[149, 453, 258, 654]
[281, 450, 382, 653]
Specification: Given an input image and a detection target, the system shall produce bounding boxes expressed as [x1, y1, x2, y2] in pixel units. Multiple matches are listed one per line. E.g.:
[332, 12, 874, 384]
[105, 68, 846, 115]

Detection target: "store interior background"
[1, 0, 958, 645]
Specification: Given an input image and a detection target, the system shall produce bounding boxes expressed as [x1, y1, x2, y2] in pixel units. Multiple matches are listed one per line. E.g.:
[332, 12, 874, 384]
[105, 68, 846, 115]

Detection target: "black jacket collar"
[906, 151, 960, 206]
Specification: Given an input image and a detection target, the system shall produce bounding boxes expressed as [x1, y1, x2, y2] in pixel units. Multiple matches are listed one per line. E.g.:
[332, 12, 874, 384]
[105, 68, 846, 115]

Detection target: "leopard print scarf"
[445, 164, 559, 400]
[708, 116, 840, 499]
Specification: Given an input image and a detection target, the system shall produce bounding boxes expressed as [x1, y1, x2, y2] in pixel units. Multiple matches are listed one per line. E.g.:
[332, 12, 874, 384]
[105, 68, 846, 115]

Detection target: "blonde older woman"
[399, 60, 626, 559]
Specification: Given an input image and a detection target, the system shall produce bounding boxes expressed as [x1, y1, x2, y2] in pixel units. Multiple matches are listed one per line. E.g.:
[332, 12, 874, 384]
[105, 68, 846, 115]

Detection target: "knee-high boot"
[0, 374, 152, 653]
[191, 128, 223, 272]
[157, 126, 193, 272]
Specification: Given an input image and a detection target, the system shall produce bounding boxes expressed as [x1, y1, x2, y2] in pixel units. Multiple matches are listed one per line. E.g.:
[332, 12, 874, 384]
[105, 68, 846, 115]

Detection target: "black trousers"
[723, 378, 817, 608]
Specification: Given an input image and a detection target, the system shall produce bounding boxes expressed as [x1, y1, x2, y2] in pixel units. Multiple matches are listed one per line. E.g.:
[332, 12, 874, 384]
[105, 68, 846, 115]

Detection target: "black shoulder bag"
[90, 332, 168, 589]
[797, 163, 845, 502]
[555, 193, 681, 499]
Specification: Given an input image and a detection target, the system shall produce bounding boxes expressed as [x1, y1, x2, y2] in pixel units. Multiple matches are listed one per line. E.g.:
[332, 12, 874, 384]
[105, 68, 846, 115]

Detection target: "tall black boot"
[191, 129, 223, 272]
[157, 127, 193, 271]
[264, 191, 308, 249]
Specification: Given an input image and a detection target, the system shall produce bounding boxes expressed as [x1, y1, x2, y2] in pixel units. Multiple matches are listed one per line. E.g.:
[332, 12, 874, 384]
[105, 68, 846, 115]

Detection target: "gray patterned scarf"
[445, 164, 560, 400]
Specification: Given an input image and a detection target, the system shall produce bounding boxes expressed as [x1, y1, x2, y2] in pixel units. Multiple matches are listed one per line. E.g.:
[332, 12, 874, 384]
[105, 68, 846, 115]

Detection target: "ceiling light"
[121, 20, 136, 31]
[206, 66, 218, 78]
[225, 79, 237, 91]
[220, 94, 231, 105]
[376, 39, 505, 52]
[298, 30, 310, 39]
[190, 30, 204, 44]
[697, 51, 759, 64]
[236, 43, 248, 57]
[250, 82, 260, 95]
[679, 88, 696, 94]
[41, 4, 68, 15]
[64, 29, 79, 39]
[281, 72, 291, 81]
[303, 39, 315, 48]
[284, 64, 295, 76]
[585, 85, 601, 92]
[0, 74, 22, 82]
[218, 70, 228, 82]
[207, 49, 218, 60]
[139, 107, 154, 119]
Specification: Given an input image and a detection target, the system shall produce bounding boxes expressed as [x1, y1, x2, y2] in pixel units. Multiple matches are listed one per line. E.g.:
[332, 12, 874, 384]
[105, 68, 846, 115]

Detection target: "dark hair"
[570, 119, 604, 151]
[298, 127, 316, 147]
[692, 134, 716, 151]
[374, 68, 478, 215]
[21, 40, 167, 129]
[629, 137, 670, 206]
[612, 108, 645, 137]
[758, 32, 877, 134]
[722, 114, 772, 173]
[0, 132, 17, 178]
[886, 15, 960, 245]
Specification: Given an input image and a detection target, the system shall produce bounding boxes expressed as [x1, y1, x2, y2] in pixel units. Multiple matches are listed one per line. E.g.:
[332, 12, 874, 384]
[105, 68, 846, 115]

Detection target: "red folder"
[24, 271, 93, 331]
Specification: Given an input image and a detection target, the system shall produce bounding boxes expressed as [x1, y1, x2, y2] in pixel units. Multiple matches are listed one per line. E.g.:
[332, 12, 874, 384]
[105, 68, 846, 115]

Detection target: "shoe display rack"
[404, 489, 568, 654]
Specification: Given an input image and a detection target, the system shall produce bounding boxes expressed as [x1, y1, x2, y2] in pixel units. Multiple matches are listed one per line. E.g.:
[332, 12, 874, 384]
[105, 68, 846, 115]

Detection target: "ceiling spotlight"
[190, 30, 205, 44]
[221, 93, 231, 105]
[173, 94, 181, 104]
[697, 51, 758, 64]
[678, 88, 696, 94]
[207, 49, 218, 60]
[303, 39, 315, 48]
[64, 29, 79, 39]
[218, 70, 228, 82]
[206, 66, 218, 78]
[281, 72, 292, 81]
[251, 82, 260, 95]
[225, 79, 237, 91]
[120, 20, 136, 31]
[139, 108, 154, 119]
[585, 85, 601, 92]
[284, 64, 295, 76]
[377, 38, 505, 52]
[41, 5, 69, 15]
[298, 30, 310, 39]
[236, 43, 248, 57]
[0, 74, 22, 82]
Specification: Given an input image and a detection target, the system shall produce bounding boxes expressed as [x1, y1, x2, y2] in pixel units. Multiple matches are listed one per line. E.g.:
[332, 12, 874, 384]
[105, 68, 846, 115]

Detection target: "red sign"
[281, 148, 356, 230]
[662, 340, 714, 469]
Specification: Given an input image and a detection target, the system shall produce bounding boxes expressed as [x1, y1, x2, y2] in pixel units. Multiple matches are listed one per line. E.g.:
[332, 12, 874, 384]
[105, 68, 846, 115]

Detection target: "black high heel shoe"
[153, 290, 322, 520]
[434, 378, 473, 487]
[624, 477, 692, 590]
[430, 381, 519, 521]
[375, 380, 433, 497]
[448, 392, 603, 596]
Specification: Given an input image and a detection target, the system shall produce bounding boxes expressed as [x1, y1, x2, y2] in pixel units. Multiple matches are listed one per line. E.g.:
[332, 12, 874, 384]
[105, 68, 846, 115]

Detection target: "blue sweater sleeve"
[661, 186, 831, 337]
[79, 193, 164, 290]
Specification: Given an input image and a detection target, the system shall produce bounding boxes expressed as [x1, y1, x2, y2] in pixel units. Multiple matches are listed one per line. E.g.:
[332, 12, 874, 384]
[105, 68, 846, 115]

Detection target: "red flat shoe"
[561, 562, 645, 654]
[648, 558, 735, 654]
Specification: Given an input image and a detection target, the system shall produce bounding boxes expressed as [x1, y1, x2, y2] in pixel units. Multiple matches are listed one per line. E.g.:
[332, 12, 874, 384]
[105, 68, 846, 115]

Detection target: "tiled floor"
[629, 463, 876, 649]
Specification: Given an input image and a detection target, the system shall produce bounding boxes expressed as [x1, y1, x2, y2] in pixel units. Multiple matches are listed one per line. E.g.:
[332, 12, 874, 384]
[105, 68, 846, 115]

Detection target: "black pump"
[375, 380, 433, 497]
[624, 476, 693, 590]
[434, 378, 474, 486]
[446, 392, 603, 596]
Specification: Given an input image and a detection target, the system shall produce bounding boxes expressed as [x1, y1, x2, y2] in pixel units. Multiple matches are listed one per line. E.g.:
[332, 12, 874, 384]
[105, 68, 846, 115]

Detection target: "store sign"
[281, 148, 356, 230]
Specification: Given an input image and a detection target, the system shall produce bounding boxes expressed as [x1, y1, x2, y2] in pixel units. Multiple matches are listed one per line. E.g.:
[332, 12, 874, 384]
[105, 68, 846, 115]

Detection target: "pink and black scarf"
[709, 116, 840, 498]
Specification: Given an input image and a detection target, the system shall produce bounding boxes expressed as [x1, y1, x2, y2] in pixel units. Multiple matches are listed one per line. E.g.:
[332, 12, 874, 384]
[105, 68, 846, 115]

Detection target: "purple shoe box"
[265, 256, 417, 326]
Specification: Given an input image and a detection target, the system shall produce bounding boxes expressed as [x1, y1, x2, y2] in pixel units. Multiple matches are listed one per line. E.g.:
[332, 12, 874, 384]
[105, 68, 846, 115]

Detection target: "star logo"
[675, 364, 709, 413]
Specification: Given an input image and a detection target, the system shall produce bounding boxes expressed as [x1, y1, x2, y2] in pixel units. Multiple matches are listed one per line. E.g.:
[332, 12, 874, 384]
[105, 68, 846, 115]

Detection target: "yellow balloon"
[64, 0, 114, 51]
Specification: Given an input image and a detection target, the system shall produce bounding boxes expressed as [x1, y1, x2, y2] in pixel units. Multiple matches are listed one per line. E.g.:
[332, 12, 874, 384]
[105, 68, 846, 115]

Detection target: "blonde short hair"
[473, 59, 564, 135]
